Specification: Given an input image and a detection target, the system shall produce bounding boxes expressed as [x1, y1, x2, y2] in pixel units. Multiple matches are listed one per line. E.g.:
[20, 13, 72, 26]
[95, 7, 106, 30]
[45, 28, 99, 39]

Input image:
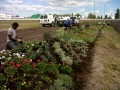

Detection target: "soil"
[0, 26, 60, 51]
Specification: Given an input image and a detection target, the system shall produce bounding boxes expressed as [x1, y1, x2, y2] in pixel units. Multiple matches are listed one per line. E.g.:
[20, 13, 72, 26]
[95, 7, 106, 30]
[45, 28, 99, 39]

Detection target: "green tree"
[75, 13, 81, 17]
[63, 14, 70, 17]
[115, 8, 120, 19]
[88, 13, 96, 19]
[16, 15, 19, 17]
[101, 15, 102, 19]
[97, 15, 101, 19]
[105, 14, 108, 19]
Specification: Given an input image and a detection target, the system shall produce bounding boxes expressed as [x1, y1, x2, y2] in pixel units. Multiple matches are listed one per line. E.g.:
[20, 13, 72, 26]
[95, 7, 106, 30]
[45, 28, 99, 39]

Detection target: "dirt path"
[84, 26, 120, 90]
[0, 26, 60, 51]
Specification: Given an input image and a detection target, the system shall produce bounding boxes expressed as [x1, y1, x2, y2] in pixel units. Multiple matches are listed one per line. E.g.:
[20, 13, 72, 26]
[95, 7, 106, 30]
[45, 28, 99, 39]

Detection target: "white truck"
[39, 14, 56, 27]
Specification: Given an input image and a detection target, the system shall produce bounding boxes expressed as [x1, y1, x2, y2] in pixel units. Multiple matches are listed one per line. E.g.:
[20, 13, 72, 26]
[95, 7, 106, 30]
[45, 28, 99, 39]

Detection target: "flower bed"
[0, 24, 101, 90]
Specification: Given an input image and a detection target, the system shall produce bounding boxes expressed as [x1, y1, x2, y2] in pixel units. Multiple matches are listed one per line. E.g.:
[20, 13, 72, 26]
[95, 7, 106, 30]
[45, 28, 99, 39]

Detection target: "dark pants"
[6, 41, 22, 50]
[64, 24, 72, 31]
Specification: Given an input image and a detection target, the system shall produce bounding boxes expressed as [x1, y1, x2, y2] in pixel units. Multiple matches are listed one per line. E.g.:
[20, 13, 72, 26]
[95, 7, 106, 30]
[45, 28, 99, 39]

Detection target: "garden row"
[0, 24, 102, 90]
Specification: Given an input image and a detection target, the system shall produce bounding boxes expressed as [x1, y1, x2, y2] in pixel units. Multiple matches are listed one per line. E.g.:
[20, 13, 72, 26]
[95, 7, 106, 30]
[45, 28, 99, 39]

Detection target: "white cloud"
[78, 9, 85, 12]
[7, 0, 23, 3]
[39, 8, 46, 12]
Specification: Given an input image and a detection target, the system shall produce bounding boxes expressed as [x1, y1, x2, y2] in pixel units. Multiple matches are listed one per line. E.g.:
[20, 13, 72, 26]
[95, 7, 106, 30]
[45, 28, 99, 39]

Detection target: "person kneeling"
[6, 22, 23, 50]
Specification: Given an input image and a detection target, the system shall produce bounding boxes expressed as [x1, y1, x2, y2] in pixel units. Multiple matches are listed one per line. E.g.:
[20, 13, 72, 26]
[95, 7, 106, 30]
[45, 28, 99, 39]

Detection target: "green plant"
[43, 32, 52, 42]
[47, 54, 53, 60]
[20, 62, 33, 77]
[4, 66, 18, 76]
[40, 55, 48, 63]
[47, 63, 59, 75]
[0, 73, 6, 86]
[40, 75, 52, 84]
[35, 61, 47, 74]
[53, 42, 73, 65]
[61, 65, 73, 74]
[49, 74, 72, 90]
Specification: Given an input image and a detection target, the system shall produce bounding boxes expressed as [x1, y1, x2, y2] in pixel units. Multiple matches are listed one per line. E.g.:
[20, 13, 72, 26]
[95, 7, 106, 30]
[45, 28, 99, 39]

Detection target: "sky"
[0, 0, 120, 17]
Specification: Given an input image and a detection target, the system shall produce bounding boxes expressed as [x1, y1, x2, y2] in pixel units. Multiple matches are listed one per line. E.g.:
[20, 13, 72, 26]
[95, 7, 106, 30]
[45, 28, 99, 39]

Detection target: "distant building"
[0, 13, 11, 19]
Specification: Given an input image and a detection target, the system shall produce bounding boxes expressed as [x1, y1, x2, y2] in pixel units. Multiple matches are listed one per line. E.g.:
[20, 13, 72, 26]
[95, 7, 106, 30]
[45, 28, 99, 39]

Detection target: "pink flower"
[10, 62, 14, 65]
[37, 60, 41, 62]
[33, 65, 36, 68]
[24, 59, 27, 62]
[12, 65, 15, 68]
[29, 60, 32, 64]
[21, 60, 23, 62]
[16, 64, 20, 68]
[22, 62, 25, 64]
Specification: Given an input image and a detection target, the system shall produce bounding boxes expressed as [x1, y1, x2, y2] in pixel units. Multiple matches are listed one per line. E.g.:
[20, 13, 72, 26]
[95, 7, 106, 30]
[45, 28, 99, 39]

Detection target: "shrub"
[49, 74, 72, 90]
[43, 32, 52, 42]
[47, 63, 59, 75]
[61, 65, 73, 74]
[0, 73, 6, 86]
[53, 42, 73, 65]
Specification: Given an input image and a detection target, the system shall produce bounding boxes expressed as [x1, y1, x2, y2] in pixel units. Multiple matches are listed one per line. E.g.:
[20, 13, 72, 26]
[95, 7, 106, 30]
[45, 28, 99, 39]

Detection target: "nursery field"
[0, 20, 41, 31]
[0, 20, 120, 90]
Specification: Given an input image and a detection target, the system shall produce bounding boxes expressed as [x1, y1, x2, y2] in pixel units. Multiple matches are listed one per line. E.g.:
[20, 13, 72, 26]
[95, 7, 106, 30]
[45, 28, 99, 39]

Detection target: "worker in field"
[64, 19, 73, 31]
[6, 22, 23, 50]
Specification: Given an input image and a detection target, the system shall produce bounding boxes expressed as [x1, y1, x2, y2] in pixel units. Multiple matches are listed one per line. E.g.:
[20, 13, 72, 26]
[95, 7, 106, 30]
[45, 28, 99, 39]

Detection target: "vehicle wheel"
[50, 23, 54, 27]
[42, 25, 45, 27]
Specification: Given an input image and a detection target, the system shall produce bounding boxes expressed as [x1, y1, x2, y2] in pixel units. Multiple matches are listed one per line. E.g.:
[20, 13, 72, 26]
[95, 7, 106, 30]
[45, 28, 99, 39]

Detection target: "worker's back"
[64, 19, 72, 25]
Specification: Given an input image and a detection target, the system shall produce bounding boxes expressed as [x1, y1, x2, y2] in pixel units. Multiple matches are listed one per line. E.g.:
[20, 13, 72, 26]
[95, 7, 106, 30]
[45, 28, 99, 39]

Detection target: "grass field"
[0, 20, 41, 30]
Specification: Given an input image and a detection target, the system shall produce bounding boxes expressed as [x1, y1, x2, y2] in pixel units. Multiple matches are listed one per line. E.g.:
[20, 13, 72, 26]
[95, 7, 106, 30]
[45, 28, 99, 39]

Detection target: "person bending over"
[64, 19, 72, 31]
[6, 22, 23, 50]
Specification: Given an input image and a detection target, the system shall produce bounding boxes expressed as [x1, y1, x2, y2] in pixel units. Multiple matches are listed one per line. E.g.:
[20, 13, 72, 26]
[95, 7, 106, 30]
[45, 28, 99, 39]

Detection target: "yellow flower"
[24, 74, 26, 76]
[24, 82, 26, 84]
[35, 75, 37, 77]
[22, 83, 24, 85]
[4, 86, 6, 88]
[50, 80, 52, 82]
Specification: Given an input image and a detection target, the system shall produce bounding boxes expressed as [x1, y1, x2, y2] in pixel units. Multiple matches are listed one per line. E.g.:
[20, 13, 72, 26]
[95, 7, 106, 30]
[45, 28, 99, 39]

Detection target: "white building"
[0, 13, 11, 19]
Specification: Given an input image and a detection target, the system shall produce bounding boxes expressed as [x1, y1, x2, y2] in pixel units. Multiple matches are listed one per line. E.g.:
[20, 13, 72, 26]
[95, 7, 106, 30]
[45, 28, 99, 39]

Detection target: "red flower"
[11, 78, 13, 80]
[88, 34, 90, 36]
[22, 62, 25, 64]
[10, 62, 14, 65]
[67, 62, 69, 64]
[16, 64, 20, 68]
[33, 65, 36, 68]
[32, 63, 35, 68]
[12, 65, 15, 68]
[29, 60, 32, 64]
[11, 75, 14, 78]
[46, 63, 49, 64]
[67, 60, 69, 61]
[21, 60, 23, 62]
[24, 59, 27, 62]
[0, 64, 3, 69]
[37, 60, 41, 62]
[50, 61, 52, 63]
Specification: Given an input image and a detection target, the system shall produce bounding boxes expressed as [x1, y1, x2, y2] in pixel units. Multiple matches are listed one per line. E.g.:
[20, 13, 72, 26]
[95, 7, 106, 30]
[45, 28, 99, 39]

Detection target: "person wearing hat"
[6, 22, 23, 50]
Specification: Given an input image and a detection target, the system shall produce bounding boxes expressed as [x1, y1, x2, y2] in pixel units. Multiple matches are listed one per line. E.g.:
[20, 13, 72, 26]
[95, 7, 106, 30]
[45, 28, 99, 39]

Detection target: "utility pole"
[94, 2, 95, 15]
[104, 1, 106, 19]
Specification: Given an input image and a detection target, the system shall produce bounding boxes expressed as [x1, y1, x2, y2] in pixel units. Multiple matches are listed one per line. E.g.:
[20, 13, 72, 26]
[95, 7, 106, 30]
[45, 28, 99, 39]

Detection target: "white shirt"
[7, 27, 16, 42]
